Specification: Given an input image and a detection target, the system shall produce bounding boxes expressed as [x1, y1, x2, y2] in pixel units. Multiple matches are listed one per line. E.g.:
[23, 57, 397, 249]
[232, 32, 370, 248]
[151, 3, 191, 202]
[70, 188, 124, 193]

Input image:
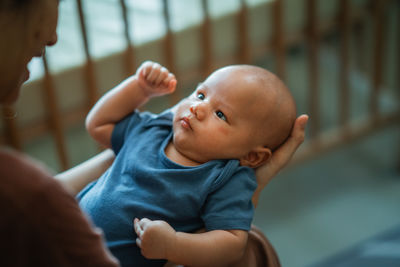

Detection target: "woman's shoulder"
[0, 151, 120, 266]
[0, 148, 86, 233]
[0, 148, 68, 207]
[0, 148, 54, 186]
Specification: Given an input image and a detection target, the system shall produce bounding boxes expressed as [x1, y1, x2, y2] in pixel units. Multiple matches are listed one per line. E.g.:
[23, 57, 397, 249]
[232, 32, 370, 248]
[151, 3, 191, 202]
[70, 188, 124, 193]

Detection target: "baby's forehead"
[200, 64, 290, 106]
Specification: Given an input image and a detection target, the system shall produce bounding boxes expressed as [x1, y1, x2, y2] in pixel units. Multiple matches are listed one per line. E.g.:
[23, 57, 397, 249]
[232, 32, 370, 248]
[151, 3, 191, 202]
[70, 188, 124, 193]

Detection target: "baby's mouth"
[180, 116, 192, 130]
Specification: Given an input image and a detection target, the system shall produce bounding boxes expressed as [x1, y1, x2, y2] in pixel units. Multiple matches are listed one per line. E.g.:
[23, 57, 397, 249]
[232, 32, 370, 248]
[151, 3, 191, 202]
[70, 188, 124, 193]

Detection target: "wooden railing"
[1, 0, 399, 171]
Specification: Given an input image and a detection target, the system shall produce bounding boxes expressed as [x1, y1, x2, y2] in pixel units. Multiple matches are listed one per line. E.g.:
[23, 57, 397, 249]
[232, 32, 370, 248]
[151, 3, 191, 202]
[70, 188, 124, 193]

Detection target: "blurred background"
[1, 0, 399, 266]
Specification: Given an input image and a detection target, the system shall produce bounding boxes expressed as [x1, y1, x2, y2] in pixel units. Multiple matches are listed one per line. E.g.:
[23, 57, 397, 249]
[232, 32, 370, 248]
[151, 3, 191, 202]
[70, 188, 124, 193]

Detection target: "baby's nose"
[190, 103, 206, 120]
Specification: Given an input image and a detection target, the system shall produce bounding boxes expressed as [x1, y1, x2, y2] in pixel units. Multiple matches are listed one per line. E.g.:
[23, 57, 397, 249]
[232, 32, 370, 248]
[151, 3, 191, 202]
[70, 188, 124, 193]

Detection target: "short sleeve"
[111, 110, 151, 154]
[201, 167, 257, 231]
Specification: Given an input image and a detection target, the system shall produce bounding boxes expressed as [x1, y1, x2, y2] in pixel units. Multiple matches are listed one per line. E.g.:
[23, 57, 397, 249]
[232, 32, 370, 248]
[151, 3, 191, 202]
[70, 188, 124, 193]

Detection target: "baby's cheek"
[218, 126, 230, 136]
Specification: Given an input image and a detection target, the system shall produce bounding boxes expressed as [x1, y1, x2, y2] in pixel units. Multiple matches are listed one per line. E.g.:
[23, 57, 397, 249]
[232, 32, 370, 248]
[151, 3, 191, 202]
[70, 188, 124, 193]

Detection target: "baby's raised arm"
[85, 61, 177, 148]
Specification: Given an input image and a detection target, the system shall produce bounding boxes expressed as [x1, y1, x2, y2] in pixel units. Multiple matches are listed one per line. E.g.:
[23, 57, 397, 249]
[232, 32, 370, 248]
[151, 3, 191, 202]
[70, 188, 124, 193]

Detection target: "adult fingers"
[271, 114, 308, 167]
[288, 114, 308, 149]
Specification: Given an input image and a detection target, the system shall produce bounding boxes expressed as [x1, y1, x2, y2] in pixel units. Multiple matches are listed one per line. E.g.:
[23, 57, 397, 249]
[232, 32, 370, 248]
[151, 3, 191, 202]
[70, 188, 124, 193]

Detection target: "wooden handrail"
[42, 56, 69, 170]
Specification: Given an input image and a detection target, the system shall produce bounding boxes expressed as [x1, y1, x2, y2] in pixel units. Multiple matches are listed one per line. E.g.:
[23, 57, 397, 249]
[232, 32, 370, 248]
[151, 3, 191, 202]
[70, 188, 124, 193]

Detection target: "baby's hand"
[136, 61, 177, 98]
[134, 218, 176, 260]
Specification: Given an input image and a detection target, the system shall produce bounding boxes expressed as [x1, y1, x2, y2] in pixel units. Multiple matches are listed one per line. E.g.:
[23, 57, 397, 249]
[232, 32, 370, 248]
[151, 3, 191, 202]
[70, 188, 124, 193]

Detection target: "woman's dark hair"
[14, 0, 33, 6]
[0, 0, 34, 11]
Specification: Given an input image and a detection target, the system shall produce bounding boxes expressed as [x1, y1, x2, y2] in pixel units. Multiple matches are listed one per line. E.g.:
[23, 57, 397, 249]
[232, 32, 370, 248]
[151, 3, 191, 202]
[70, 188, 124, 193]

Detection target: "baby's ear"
[239, 147, 272, 168]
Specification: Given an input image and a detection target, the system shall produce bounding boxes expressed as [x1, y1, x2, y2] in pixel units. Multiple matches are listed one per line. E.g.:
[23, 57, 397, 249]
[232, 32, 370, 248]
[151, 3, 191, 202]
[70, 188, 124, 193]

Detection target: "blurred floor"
[254, 123, 400, 267]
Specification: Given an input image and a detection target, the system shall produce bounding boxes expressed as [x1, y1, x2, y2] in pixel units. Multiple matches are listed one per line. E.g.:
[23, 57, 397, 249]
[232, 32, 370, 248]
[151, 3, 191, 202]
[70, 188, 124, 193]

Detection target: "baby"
[78, 61, 296, 267]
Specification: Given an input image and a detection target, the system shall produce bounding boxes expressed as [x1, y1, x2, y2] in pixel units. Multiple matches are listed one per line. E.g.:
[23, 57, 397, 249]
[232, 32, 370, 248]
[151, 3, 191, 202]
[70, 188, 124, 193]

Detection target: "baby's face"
[172, 66, 273, 164]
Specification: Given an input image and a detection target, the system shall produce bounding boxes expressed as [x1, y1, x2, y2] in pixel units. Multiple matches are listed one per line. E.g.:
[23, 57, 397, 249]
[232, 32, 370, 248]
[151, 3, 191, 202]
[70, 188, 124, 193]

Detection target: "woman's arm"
[252, 114, 308, 207]
[54, 149, 115, 195]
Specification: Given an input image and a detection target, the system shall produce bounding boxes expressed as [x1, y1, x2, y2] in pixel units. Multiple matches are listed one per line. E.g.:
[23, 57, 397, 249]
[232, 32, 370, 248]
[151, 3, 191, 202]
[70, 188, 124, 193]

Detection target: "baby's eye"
[216, 110, 227, 121]
[197, 93, 205, 100]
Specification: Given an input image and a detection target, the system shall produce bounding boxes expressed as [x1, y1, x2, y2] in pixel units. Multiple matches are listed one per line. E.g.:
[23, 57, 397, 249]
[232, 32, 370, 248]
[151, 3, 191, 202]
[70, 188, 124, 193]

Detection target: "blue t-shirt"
[78, 110, 257, 267]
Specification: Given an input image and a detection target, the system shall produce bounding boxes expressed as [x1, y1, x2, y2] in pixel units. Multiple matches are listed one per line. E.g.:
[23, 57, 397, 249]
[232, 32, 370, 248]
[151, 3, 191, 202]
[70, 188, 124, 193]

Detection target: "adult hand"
[253, 114, 308, 207]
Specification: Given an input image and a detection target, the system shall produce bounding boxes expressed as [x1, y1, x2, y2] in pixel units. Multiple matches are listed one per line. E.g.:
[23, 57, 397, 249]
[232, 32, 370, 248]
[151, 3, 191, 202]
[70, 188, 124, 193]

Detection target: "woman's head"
[0, 0, 59, 105]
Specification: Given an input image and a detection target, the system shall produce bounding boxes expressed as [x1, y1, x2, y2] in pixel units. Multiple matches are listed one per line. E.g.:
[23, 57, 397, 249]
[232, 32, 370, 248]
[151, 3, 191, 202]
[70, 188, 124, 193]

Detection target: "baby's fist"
[137, 61, 177, 98]
[134, 218, 176, 260]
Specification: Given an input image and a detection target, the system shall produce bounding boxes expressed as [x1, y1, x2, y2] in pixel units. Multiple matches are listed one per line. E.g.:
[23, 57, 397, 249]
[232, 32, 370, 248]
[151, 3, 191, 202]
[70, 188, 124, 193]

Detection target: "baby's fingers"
[137, 61, 153, 78]
[134, 218, 143, 247]
[146, 63, 163, 84]
[164, 74, 177, 93]
[145, 63, 175, 89]
[155, 67, 167, 84]
[134, 218, 142, 236]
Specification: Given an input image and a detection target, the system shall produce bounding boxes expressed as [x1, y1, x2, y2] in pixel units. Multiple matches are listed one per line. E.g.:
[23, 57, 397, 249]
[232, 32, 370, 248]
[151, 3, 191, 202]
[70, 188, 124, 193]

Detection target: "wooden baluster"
[238, 0, 250, 64]
[398, 1, 400, 101]
[1, 106, 21, 150]
[42, 56, 69, 170]
[339, 0, 350, 133]
[398, 0, 400, 171]
[119, 0, 135, 76]
[306, 0, 320, 140]
[201, 0, 213, 78]
[76, 0, 99, 110]
[273, 0, 286, 80]
[370, 0, 385, 122]
[353, 17, 366, 75]
[162, 0, 180, 105]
